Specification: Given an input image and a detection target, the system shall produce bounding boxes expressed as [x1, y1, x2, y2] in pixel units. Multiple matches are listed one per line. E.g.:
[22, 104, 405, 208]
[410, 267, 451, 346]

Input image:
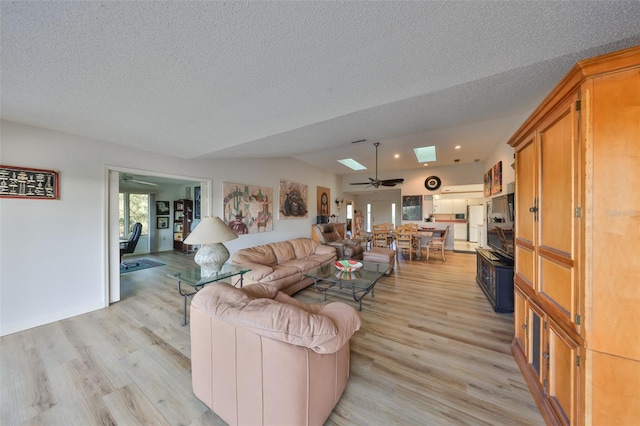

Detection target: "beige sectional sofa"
[230, 237, 337, 295]
[190, 282, 361, 425]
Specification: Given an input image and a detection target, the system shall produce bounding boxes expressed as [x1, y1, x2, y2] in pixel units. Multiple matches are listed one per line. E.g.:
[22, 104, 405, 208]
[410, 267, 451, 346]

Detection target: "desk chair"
[120, 222, 142, 269]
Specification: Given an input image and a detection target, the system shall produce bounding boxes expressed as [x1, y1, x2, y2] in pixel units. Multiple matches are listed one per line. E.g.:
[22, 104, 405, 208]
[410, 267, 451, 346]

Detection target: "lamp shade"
[183, 216, 238, 245]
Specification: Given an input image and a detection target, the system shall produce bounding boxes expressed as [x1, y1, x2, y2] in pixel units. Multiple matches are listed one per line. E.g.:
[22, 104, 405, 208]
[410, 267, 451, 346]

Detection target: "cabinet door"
[514, 134, 537, 291]
[547, 319, 581, 425]
[537, 93, 579, 327]
[453, 199, 466, 214]
[527, 302, 546, 389]
[514, 286, 528, 354]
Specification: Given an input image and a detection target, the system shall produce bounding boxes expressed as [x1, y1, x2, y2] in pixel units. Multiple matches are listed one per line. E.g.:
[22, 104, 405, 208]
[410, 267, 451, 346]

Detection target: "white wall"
[0, 120, 341, 335]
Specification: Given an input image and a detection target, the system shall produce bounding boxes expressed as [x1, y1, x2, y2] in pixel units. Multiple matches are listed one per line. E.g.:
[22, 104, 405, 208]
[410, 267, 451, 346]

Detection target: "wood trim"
[511, 341, 561, 425]
[539, 245, 574, 268]
[508, 46, 640, 149]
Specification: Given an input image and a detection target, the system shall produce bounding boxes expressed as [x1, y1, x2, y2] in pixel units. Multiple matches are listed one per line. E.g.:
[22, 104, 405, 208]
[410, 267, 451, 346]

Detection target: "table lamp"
[183, 216, 238, 275]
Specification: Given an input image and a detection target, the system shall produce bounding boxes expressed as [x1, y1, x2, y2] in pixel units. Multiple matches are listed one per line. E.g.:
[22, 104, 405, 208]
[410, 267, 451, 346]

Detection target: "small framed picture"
[157, 217, 169, 229]
[156, 200, 170, 215]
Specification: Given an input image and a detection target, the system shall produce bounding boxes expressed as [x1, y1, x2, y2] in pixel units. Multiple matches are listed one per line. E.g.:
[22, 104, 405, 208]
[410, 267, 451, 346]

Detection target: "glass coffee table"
[168, 264, 251, 325]
[303, 261, 388, 310]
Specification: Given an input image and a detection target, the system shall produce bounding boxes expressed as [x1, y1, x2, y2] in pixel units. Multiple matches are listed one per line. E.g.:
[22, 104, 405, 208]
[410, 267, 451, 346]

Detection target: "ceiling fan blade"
[130, 179, 157, 186]
[350, 182, 373, 185]
[380, 181, 397, 187]
[382, 178, 404, 184]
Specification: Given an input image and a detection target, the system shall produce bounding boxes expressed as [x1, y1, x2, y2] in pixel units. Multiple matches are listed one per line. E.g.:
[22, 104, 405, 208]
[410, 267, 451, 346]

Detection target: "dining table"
[411, 228, 446, 259]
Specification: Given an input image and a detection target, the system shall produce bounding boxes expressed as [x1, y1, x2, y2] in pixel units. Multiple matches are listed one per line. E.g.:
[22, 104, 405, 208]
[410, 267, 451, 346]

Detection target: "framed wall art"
[156, 200, 170, 216]
[491, 161, 502, 194]
[317, 186, 330, 216]
[222, 182, 274, 234]
[279, 179, 308, 219]
[0, 165, 59, 199]
[194, 186, 201, 219]
[157, 217, 169, 229]
[402, 195, 422, 221]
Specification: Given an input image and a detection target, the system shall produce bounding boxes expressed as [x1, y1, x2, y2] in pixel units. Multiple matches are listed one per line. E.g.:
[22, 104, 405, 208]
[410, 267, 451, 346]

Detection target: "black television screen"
[487, 227, 514, 253]
[489, 193, 514, 224]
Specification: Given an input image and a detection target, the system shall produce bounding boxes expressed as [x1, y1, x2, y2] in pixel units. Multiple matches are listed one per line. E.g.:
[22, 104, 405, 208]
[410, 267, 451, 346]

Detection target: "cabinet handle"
[529, 198, 539, 221]
[521, 324, 528, 330]
[542, 352, 550, 359]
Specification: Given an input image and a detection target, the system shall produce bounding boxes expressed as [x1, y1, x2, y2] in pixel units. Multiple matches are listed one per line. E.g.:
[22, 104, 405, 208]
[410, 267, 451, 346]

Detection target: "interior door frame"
[105, 166, 212, 304]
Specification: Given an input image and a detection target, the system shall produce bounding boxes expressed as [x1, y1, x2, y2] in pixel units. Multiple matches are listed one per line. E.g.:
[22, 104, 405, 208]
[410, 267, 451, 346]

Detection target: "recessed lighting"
[413, 146, 437, 162]
[454, 159, 460, 162]
[423, 163, 429, 166]
[394, 154, 400, 159]
[337, 158, 367, 171]
[455, 145, 461, 150]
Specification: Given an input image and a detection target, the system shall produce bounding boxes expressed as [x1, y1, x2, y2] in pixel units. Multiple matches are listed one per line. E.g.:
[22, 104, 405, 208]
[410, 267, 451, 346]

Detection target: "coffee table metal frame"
[168, 263, 250, 325]
[304, 261, 387, 310]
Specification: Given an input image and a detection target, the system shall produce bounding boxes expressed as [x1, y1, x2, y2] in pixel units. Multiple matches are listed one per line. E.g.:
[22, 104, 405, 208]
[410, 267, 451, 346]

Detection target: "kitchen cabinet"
[508, 46, 640, 425]
[432, 198, 453, 214]
[453, 199, 467, 214]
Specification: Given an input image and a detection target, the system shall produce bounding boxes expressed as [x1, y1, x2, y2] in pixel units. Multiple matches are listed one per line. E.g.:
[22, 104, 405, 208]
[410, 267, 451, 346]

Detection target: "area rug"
[120, 259, 165, 274]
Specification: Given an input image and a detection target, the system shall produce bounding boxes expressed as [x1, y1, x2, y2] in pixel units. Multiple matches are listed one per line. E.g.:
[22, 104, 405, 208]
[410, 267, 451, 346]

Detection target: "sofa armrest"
[315, 244, 338, 256]
[312, 303, 362, 354]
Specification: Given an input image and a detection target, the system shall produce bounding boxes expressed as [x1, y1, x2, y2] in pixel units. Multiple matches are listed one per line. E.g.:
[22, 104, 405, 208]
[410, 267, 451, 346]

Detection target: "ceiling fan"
[350, 142, 404, 188]
[120, 173, 158, 186]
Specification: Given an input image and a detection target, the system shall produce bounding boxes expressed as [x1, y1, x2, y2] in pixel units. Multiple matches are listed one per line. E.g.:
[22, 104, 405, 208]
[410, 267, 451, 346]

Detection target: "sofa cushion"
[269, 241, 297, 264]
[262, 265, 301, 283]
[289, 237, 321, 259]
[232, 244, 277, 266]
[281, 258, 322, 273]
[193, 283, 339, 349]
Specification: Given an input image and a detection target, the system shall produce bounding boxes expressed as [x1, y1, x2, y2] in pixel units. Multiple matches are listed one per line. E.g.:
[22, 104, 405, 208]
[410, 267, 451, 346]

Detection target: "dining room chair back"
[426, 226, 449, 262]
[395, 225, 415, 260]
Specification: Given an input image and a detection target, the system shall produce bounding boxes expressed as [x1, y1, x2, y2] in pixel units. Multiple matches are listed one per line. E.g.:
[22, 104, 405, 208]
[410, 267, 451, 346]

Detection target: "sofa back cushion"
[289, 238, 321, 259]
[192, 283, 339, 349]
[268, 240, 297, 264]
[232, 244, 277, 266]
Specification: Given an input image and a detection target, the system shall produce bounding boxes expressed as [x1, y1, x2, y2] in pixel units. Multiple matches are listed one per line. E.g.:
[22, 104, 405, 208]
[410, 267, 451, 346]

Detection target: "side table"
[168, 264, 251, 325]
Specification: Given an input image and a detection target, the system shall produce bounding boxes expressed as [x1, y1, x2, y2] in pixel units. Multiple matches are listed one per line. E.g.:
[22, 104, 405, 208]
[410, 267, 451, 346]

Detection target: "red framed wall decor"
[0, 165, 59, 199]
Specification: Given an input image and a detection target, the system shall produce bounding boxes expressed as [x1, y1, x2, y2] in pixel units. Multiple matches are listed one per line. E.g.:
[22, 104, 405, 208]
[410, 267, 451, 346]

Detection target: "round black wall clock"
[424, 176, 441, 191]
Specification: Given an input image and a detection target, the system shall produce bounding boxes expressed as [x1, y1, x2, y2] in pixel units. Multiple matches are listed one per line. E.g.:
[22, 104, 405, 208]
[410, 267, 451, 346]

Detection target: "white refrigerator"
[467, 205, 484, 243]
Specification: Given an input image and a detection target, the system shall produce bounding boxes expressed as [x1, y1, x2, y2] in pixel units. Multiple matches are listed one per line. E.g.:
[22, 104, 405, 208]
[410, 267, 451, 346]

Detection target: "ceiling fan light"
[337, 158, 367, 171]
[413, 146, 437, 163]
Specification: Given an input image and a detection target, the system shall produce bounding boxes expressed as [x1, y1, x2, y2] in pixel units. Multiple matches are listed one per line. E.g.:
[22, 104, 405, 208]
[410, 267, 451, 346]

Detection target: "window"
[120, 192, 149, 239]
[391, 203, 396, 225]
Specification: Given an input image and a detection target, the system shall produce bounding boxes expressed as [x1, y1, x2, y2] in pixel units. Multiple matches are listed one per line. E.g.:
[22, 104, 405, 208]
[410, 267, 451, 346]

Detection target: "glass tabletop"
[304, 261, 386, 288]
[168, 263, 251, 287]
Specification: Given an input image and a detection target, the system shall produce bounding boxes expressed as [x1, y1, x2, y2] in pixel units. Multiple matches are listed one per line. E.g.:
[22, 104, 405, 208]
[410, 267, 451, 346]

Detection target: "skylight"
[413, 146, 437, 163]
[337, 158, 367, 171]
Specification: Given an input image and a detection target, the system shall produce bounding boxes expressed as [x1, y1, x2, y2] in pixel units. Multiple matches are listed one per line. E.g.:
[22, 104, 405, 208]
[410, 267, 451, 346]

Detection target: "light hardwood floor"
[1, 250, 543, 425]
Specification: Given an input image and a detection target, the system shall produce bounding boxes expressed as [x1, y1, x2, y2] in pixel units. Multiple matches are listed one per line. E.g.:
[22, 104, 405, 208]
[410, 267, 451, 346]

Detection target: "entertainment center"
[476, 193, 515, 313]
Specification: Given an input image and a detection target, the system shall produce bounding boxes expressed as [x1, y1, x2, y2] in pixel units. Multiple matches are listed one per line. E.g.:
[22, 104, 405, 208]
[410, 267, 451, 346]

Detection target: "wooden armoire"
[508, 46, 639, 425]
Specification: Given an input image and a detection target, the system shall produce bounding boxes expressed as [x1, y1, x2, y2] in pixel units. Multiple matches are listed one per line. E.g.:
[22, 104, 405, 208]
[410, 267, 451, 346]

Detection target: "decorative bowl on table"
[334, 260, 363, 272]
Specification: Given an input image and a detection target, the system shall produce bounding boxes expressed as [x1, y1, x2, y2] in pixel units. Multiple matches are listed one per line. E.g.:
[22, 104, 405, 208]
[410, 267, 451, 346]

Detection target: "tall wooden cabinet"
[508, 46, 640, 425]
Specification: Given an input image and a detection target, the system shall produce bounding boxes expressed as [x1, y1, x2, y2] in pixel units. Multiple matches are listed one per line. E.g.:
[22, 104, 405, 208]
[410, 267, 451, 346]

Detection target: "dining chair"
[395, 225, 415, 260]
[372, 224, 391, 248]
[425, 226, 449, 262]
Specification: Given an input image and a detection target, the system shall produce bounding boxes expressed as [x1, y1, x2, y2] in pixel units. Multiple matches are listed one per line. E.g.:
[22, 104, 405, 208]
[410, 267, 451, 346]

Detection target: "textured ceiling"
[2, 1, 640, 175]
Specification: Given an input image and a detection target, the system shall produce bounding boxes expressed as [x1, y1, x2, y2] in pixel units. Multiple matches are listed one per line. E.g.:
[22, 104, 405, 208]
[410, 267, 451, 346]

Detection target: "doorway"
[107, 168, 211, 304]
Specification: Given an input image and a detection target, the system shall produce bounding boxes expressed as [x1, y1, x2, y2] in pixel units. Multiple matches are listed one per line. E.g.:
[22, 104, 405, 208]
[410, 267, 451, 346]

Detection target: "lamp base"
[194, 243, 229, 276]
